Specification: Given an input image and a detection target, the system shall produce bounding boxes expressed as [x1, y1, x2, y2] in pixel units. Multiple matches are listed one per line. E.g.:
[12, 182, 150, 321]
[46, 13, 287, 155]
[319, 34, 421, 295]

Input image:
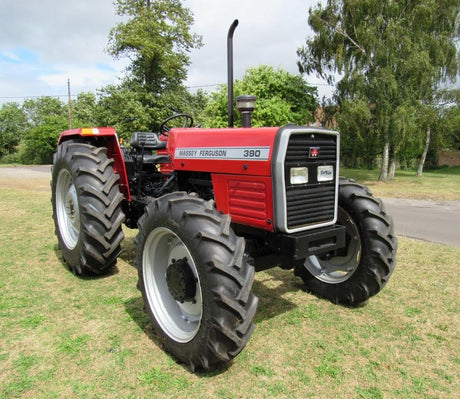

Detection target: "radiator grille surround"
[273, 126, 339, 233]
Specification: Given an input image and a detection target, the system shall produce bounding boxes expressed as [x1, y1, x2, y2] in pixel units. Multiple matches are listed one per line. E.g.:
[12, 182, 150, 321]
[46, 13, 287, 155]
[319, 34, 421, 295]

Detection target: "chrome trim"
[272, 126, 340, 234]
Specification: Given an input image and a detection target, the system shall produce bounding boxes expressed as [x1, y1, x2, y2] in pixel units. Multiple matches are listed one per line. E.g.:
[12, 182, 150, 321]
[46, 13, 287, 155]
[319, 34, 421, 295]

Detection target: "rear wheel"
[51, 140, 125, 275]
[294, 179, 397, 305]
[135, 192, 258, 371]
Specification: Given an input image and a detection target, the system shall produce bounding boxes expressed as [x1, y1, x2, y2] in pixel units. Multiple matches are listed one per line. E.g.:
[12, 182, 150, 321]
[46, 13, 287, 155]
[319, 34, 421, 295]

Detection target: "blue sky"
[0, 0, 332, 105]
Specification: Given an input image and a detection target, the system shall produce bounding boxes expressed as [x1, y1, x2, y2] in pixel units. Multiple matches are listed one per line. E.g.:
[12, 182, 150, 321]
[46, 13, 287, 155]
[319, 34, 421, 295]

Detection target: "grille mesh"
[284, 133, 337, 229]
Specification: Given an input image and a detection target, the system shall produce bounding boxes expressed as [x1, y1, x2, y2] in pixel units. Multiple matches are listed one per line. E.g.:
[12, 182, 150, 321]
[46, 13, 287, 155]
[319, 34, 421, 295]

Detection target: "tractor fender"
[58, 128, 131, 201]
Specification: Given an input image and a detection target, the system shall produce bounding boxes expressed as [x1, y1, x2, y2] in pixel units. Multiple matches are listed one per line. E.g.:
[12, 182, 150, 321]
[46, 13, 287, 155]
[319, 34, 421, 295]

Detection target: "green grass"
[1, 181, 459, 398]
[342, 166, 460, 201]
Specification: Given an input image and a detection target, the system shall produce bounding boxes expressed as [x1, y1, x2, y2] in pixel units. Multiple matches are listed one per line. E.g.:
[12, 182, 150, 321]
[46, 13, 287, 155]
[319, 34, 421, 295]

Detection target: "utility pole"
[67, 78, 72, 129]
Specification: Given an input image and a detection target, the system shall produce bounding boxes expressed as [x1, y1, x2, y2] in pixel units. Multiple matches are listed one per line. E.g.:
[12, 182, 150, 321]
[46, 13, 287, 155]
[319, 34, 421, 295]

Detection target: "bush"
[0, 152, 21, 164]
[20, 116, 68, 164]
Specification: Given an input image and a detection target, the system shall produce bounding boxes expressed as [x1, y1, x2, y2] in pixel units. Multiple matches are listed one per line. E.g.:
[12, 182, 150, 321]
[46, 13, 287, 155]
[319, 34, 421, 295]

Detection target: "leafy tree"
[441, 106, 460, 150]
[315, 96, 339, 129]
[11, 97, 68, 164]
[336, 99, 377, 168]
[22, 97, 66, 128]
[97, 84, 155, 140]
[72, 92, 99, 127]
[20, 115, 68, 164]
[298, 0, 459, 180]
[202, 65, 318, 128]
[105, 0, 202, 132]
[108, 0, 201, 91]
[0, 103, 26, 159]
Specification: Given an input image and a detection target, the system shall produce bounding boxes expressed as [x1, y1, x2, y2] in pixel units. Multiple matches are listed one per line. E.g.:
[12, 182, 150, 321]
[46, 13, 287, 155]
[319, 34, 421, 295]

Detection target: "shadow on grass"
[119, 234, 137, 266]
[252, 270, 301, 323]
[122, 295, 226, 375]
[121, 237, 302, 322]
[53, 244, 120, 279]
[119, 235, 308, 375]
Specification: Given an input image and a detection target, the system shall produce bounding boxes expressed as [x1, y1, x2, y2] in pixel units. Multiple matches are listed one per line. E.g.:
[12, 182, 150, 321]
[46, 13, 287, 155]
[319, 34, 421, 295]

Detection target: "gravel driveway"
[0, 165, 51, 191]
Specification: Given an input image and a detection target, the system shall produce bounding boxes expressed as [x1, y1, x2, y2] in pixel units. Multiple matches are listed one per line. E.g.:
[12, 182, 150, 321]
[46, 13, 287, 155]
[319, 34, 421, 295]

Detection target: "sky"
[0, 0, 332, 105]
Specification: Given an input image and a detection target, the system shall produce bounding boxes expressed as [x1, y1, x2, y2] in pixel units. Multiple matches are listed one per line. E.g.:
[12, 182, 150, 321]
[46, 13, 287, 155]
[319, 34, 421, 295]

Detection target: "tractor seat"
[130, 131, 167, 150]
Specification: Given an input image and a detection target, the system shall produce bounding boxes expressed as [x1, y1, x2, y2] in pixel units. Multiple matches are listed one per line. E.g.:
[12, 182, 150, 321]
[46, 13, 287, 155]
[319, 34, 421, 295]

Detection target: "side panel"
[58, 128, 131, 201]
[212, 174, 274, 231]
[168, 127, 278, 176]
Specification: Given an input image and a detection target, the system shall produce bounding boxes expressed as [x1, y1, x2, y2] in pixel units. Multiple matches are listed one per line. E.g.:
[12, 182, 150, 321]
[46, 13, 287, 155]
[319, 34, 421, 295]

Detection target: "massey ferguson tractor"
[51, 21, 396, 371]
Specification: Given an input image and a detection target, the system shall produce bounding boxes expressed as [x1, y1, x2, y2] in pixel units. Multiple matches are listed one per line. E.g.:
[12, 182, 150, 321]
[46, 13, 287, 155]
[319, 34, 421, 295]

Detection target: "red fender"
[58, 128, 131, 201]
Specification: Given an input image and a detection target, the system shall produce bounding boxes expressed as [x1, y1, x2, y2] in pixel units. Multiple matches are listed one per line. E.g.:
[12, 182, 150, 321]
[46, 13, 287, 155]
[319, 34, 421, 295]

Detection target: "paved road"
[0, 165, 51, 191]
[1, 166, 458, 247]
[382, 198, 460, 247]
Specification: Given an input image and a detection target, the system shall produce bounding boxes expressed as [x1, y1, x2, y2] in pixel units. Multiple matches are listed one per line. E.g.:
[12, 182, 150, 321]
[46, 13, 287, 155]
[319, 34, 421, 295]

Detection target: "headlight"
[290, 167, 308, 185]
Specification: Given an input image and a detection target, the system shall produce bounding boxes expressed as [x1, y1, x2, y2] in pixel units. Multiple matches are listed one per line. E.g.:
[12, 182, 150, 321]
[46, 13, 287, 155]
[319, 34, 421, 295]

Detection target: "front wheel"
[135, 192, 258, 371]
[294, 179, 397, 306]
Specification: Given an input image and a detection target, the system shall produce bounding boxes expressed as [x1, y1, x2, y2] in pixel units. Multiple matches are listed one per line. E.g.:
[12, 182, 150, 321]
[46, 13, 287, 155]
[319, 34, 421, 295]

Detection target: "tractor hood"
[168, 127, 279, 176]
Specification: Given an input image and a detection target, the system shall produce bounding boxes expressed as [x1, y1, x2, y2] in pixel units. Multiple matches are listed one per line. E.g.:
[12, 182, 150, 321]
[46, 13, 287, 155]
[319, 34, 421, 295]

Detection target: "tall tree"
[22, 97, 66, 128]
[203, 65, 318, 128]
[15, 97, 67, 164]
[298, 0, 459, 180]
[105, 0, 202, 133]
[20, 115, 68, 165]
[72, 92, 99, 127]
[0, 103, 26, 158]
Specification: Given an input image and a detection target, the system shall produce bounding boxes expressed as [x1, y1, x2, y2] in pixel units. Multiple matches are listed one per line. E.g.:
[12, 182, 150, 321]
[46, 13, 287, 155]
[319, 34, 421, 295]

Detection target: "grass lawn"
[0, 171, 459, 398]
[342, 166, 460, 201]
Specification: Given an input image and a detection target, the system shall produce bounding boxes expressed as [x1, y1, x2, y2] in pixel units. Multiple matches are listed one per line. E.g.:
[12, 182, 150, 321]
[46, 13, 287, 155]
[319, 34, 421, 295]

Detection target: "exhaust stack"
[227, 19, 239, 128]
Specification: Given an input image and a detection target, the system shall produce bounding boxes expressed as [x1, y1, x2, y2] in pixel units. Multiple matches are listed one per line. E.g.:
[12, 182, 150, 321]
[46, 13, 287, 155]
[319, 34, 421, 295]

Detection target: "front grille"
[284, 133, 337, 229]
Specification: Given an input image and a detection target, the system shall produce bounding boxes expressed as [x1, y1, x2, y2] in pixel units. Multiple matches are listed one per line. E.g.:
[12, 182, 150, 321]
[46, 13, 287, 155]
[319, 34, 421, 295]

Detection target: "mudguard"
[58, 128, 131, 201]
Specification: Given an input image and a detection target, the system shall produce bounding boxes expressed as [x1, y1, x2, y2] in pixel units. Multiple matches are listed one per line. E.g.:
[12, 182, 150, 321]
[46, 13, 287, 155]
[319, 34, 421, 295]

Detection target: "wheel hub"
[303, 207, 361, 284]
[166, 258, 197, 303]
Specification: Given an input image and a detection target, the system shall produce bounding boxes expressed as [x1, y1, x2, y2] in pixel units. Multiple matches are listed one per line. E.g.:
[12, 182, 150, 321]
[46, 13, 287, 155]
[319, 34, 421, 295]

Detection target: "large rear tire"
[135, 192, 258, 371]
[294, 179, 397, 306]
[51, 140, 125, 275]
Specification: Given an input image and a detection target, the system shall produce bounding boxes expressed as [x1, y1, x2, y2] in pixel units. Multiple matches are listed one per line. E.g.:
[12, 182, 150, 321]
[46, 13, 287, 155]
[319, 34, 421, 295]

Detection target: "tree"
[20, 115, 68, 164]
[336, 98, 377, 168]
[22, 97, 66, 128]
[441, 106, 460, 150]
[97, 84, 155, 140]
[105, 0, 202, 132]
[0, 103, 26, 159]
[298, 0, 459, 180]
[9, 97, 67, 164]
[72, 92, 99, 127]
[203, 65, 318, 128]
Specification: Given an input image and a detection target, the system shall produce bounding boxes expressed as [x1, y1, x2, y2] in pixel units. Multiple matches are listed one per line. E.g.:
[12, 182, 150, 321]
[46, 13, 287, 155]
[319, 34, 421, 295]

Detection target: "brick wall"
[438, 150, 460, 166]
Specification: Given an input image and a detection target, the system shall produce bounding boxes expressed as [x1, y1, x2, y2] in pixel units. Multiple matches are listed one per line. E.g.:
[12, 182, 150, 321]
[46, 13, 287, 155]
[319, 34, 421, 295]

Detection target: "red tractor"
[51, 21, 396, 371]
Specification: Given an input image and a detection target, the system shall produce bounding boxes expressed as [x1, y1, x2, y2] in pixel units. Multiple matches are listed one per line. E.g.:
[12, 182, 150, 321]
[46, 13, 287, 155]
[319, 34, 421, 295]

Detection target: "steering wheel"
[159, 113, 194, 136]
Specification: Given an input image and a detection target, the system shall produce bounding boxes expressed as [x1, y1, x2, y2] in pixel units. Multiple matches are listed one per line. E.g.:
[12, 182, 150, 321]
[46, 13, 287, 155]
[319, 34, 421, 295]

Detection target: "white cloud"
[0, 51, 21, 62]
[0, 0, 334, 103]
[0, 0, 120, 65]
[183, 0, 332, 95]
[39, 65, 120, 90]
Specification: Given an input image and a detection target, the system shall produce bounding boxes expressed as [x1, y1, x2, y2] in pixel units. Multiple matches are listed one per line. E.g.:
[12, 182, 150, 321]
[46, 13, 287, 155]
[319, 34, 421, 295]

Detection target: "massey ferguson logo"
[309, 147, 320, 158]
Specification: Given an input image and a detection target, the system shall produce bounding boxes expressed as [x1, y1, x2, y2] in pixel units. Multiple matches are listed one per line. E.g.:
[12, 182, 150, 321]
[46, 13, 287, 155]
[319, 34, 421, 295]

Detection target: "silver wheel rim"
[303, 208, 361, 284]
[55, 169, 80, 250]
[143, 227, 202, 343]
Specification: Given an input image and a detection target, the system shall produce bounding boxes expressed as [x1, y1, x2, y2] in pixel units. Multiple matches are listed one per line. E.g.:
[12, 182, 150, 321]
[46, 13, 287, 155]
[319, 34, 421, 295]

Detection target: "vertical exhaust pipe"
[227, 19, 239, 128]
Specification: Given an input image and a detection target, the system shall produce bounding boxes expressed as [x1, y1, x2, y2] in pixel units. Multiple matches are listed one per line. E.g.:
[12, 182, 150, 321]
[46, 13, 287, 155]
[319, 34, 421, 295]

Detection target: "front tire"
[135, 192, 258, 371]
[294, 179, 397, 306]
[51, 140, 125, 275]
